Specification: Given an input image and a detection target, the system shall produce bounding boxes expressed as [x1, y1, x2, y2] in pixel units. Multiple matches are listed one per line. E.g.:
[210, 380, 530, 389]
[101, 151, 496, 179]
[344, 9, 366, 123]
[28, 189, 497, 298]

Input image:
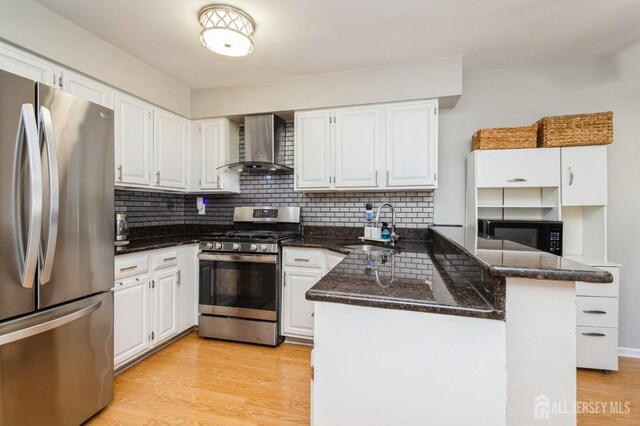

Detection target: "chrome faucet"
[375, 203, 400, 245]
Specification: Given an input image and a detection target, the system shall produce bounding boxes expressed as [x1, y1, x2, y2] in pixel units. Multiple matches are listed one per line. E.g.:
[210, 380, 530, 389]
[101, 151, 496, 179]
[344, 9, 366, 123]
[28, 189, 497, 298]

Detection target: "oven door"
[198, 253, 279, 321]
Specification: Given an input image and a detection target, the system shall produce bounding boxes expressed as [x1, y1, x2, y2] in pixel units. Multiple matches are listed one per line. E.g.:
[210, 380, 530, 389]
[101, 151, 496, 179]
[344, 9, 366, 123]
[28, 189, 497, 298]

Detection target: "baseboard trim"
[618, 346, 640, 359]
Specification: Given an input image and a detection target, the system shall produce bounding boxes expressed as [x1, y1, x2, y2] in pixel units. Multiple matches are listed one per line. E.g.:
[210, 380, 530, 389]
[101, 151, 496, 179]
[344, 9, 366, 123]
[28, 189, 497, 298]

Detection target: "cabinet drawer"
[114, 275, 148, 291]
[576, 297, 618, 328]
[476, 148, 560, 188]
[152, 249, 179, 270]
[284, 248, 324, 268]
[576, 267, 619, 297]
[577, 326, 618, 371]
[115, 255, 150, 279]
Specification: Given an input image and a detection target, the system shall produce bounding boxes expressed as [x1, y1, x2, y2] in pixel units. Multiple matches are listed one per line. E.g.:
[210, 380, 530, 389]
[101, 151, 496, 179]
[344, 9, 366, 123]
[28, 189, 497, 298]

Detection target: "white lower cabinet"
[113, 275, 151, 367]
[152, 268, 179, 344]
[574, 264, 620, 371]
[281, 248, 346, 340]
[114, 245, 198, 369]
[283, 267, 323, 338]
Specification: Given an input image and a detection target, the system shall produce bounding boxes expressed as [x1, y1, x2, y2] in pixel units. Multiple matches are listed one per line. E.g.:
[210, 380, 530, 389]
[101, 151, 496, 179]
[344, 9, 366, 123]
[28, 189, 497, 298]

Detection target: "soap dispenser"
[381, 222, 391, 241]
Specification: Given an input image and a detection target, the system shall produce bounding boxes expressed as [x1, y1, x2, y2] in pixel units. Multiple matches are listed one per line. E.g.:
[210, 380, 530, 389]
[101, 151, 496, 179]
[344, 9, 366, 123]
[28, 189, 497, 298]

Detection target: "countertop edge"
[306, 289, 503, 320]
[429, 227, 613, 283]
[115, 238, 200, 256]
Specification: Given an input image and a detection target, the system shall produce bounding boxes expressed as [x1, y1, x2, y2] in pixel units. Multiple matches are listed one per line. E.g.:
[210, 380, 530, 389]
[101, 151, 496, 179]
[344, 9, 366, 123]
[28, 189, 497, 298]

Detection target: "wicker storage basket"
[471, 125, 537, 151]
[536, 112, 613, 147]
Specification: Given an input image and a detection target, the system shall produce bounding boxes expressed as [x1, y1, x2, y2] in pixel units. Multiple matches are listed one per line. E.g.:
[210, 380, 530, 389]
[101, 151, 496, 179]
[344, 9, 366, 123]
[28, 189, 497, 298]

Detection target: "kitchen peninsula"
[303, 226, 612, 426]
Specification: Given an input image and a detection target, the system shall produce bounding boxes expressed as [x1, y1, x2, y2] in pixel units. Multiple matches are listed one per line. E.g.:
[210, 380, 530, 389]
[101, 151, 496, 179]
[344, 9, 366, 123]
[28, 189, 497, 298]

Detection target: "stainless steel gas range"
[197, 207, 301, 346]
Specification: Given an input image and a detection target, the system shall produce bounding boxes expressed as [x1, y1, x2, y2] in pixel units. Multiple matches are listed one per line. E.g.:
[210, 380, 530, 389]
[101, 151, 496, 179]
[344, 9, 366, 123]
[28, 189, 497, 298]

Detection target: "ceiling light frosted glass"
[199, 5, 255, 57]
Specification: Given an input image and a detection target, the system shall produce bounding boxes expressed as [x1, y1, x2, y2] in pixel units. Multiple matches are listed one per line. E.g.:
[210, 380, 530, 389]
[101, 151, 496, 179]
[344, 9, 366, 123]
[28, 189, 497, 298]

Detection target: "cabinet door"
[114, 93, 153, 186]
[113, 276, 151, 367]
[475, 148, 560, 188]
[334, 107, 381, 188]
[60, 69, 114, 108]
[153, 269, 179, 344]
[154, 110, 188, 189]
[282, 267, 323, 338]
[295, 111, 332, 189]
[0, 42, 56, 85]
[200, 120, 224, 189]
[385, 101, 438, 188]
[561, 146, 607, 206]
[176, 245, 198, 332]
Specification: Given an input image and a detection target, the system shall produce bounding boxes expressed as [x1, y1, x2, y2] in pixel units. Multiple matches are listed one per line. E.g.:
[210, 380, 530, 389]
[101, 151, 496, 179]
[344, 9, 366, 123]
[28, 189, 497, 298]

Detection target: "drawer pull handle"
[507, 178, 528, 183]
[163, 257, 177, 262]
[583, 310, 607, 314]
[582, 332, 606, 337]
[119, 265, 138, 272]
[294, 258, 310, 262]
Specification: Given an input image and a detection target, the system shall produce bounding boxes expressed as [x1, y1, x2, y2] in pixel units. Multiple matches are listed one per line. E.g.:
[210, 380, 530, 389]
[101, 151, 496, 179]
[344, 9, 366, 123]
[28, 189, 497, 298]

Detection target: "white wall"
[0, 0, 190, 116]
[435, 40, 640, 349]
[190, 56, 462, 118]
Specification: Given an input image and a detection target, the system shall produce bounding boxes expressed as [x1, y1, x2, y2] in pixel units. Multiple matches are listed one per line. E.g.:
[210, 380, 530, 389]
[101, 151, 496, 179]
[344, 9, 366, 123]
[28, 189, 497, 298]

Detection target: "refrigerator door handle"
[15, 104, 43, 289]
[39, 106, 59, 285]
[0, 301, 101, 346]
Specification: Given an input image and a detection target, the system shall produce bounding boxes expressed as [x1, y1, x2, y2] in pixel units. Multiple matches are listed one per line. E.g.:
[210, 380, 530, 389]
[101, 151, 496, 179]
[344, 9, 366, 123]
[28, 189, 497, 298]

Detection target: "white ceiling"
[34, 0, 640, 89]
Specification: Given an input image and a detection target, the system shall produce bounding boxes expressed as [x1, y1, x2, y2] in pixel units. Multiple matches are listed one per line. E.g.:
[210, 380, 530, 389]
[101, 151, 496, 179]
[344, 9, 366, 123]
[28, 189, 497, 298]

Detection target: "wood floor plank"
[88, 331, 640, 425]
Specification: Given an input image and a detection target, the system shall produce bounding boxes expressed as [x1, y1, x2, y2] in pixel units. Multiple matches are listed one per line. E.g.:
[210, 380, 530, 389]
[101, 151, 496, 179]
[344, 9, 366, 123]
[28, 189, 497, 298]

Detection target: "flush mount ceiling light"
[199, 5, 256, 57]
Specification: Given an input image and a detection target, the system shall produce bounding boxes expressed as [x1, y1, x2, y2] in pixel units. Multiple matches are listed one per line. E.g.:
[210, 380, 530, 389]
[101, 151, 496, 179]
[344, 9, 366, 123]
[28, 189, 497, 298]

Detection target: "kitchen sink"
[343, 244, 398, 257]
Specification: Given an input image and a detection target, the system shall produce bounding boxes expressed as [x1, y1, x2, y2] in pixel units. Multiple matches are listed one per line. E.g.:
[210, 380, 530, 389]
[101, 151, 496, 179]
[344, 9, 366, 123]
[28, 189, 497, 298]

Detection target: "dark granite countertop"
[293, 237, 502, 319]
[115, 235, 201, 255]
[297, 226, 612, 320]
[430, 226, 613, 283]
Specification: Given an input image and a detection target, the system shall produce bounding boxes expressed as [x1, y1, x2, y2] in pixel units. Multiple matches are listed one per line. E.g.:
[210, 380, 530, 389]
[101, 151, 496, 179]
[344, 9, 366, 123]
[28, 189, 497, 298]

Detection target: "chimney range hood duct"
[221, 114, 292, 173]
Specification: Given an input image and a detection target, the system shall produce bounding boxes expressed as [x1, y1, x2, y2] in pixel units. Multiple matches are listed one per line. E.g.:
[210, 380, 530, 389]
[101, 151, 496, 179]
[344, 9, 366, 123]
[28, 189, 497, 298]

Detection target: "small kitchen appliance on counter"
[198, 206, 301, 346]
[115, 213, 129, 246]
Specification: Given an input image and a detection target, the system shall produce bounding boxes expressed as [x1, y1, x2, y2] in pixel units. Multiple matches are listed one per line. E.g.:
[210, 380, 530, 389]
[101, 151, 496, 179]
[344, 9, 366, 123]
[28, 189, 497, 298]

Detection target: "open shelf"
[478, 204, 557, 209]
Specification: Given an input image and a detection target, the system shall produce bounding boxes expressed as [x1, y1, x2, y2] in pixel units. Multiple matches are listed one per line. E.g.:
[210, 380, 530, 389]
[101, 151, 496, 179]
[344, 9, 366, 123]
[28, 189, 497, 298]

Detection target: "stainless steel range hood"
[222, 114, 292, 173]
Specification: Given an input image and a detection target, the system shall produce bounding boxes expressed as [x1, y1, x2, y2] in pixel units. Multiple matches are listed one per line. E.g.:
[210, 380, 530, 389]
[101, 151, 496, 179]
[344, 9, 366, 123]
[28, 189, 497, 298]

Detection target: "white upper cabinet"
[334, 106, 381, 189]
[385, 100, 438, 188]
[295, 111, 332, 189]
[114, 92, 154, 186]
[154, 109, 188, 190]
[200, 120, 224, 189]
[59, 69, 114, 109]
[0, 42, 56, 85]
[561, 145, 607, 206]
[295, 99, 438, 192]
[475, 148, 560, 188]
[189, 118, 240, 193]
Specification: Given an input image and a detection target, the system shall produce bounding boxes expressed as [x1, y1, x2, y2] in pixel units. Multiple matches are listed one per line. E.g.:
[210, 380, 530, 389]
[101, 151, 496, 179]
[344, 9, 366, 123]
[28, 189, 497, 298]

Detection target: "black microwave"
[478, 219, 563, 256]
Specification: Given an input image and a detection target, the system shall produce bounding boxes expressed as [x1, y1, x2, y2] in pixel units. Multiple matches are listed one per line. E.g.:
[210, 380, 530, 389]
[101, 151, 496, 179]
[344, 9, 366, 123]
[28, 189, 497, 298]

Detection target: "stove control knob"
[206, 243, 213, 249]
[260, 244, 268, 252]
[250, 244, 258, 251]
[232, 243, 240, 251]
[214, 242, 223, 250]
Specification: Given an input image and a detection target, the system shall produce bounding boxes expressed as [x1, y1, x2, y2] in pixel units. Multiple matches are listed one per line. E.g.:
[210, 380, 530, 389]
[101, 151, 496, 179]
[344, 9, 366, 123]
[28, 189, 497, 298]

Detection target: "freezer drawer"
[0, 292, 113, 425]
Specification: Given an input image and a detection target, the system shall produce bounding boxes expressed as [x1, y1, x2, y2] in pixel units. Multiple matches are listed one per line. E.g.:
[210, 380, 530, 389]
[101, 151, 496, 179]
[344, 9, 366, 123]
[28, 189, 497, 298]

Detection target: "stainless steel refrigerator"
[0, 69, 114, 425]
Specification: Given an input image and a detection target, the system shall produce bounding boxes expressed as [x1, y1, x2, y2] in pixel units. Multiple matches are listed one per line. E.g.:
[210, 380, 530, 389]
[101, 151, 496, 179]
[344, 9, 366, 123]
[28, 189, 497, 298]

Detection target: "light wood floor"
[88, 332, 640, 425]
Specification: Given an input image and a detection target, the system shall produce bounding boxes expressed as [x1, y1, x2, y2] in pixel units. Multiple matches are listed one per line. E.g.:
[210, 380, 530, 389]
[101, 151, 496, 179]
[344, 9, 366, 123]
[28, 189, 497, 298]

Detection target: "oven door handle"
[198, 253, 278, 264]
